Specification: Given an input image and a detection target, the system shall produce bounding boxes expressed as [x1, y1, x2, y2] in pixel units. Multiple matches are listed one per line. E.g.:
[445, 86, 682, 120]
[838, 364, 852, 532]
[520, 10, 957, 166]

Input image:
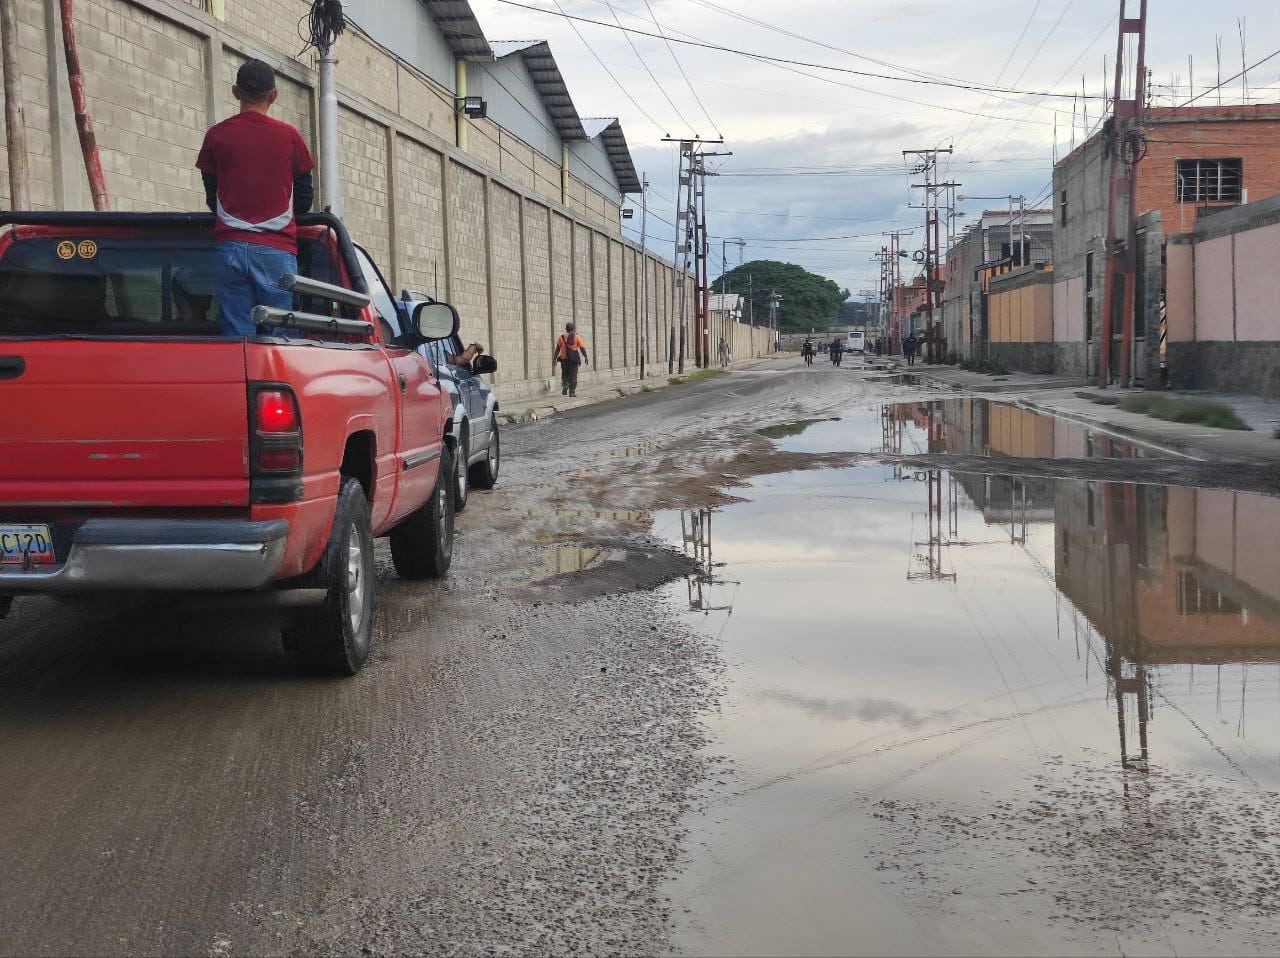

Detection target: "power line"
[598, 0, 696, 136]
[547, 0, 667, 133]
[950, 0, 1046, 156]
[640, 0, 722, 138]
[493, 0, 1106, 100]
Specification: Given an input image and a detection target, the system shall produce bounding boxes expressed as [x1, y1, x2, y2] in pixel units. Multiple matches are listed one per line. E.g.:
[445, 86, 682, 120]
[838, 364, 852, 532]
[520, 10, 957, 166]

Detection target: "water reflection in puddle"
[770, 398, 1162, 461]
[534, 544, 627, 580]
[659, 463, 1280, 956]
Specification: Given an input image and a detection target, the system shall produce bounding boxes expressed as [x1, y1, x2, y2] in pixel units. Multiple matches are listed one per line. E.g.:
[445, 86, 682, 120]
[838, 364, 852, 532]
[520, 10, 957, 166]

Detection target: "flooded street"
[662, 399, 1280, 956]
[3, 360, 1278, 955]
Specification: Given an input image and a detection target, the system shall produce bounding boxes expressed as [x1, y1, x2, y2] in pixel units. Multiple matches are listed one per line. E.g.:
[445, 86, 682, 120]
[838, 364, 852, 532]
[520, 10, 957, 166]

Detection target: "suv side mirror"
[472, 355, 498, 375]
[413, 301, 460, 341]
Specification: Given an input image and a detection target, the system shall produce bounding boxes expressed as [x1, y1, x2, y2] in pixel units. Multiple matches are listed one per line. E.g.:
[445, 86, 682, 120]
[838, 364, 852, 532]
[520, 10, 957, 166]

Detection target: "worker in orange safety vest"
[553, 322, 589, 397]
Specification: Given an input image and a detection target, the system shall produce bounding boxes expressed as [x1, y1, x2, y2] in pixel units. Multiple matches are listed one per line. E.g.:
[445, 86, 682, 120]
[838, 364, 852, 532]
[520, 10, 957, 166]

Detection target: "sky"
[470, 0, 1280, 297]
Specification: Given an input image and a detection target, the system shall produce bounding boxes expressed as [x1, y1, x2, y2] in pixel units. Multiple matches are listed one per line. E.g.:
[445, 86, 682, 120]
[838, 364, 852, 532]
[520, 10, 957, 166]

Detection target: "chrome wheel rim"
[438, 479, 453, 557]
[456, 443, 468, 500]
[346, 525, 367, 634]
[488, 433, 498, 472]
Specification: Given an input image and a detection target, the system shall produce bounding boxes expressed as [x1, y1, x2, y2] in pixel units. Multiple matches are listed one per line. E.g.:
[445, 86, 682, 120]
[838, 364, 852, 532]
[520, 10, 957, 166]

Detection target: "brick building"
[1051, 104, 1280, 385]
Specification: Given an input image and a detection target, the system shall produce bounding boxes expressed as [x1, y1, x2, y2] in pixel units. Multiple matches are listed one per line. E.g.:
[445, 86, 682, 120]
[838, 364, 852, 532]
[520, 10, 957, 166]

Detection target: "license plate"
[0, 525, 55, 565]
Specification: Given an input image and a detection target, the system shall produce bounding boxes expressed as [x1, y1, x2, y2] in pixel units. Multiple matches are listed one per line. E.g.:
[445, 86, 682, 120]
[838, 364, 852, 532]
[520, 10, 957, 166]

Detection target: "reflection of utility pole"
[908, 404, 958, 583]
[681, 508, 737, 613]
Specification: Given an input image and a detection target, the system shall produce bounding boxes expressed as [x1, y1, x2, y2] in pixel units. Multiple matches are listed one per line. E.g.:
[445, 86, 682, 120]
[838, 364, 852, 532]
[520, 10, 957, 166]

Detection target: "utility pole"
[0, 0, 30, 209]
[882, 230, 911, 356]
[307, 0, 346, 218]
[906, 147, 957, 365]
[663, 137, 726, 373]
[1099, 0, 1149, 388]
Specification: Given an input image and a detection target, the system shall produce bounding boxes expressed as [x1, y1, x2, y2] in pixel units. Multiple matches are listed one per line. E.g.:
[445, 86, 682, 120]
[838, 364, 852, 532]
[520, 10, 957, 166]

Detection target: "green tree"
[714, 260, 850, 331]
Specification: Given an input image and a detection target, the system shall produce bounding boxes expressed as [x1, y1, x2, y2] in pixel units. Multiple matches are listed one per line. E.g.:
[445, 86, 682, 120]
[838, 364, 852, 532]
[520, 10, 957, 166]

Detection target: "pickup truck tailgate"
[0, 340, 249, 508]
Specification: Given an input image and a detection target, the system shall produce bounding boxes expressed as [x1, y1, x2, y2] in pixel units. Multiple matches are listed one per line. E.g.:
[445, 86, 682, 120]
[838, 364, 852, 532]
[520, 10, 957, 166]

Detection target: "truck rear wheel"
[286, 477, 375, 676]
[390, 443, 455, 579]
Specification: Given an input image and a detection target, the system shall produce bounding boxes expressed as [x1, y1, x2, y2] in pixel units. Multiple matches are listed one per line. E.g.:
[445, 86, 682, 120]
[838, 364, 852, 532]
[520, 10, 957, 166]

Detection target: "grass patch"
[959, 356, 1009, 376]
[668, 368, 724, 386]
[1117, 394, 1251, 431]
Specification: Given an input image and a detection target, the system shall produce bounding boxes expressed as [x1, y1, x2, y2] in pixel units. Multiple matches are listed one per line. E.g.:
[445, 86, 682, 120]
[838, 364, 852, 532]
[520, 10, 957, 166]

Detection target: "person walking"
[903, 332, 918, 367]
[196, 59, 315, 337]
[554, 322, 588, 397]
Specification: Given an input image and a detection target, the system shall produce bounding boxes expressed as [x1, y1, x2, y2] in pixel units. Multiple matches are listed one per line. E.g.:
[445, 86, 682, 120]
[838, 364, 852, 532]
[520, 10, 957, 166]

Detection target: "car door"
[354, 249, 442, 524]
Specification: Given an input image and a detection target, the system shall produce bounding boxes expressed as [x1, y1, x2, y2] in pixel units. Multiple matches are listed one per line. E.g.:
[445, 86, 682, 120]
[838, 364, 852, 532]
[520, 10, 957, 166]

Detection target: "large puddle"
[661, 399, 1280, 956]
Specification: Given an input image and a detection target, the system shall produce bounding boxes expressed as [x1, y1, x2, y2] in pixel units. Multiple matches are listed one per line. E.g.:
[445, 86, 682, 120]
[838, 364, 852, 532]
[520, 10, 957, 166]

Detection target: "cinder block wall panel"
[80, 0, 207, 211]
[549, 212, 573, 339]
[609, 240, 624, 369]
[592, 232, 609, 367]
[446, 161, 490, 343]
[488, 184, 526, 381]
[394, 135, 446, 298]
[341, 30, 398, 115]
[224, 0, 305, 64]
[522, 199, 552, 381]
[337, 107, 390, 266]
[572, 223, 593, 358]
[398, 67, 455, 145]
[0, 0, 56, 209]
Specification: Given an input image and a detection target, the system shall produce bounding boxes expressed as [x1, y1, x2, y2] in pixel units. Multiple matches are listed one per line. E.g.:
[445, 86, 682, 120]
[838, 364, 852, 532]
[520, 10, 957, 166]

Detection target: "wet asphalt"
[2, 358, 1278, 956]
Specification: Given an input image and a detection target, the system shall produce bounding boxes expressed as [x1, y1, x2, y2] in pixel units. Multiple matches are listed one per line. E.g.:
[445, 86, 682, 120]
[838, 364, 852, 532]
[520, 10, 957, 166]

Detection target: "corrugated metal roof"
[420, 0, 492, 59]
[582, 117, 642, 194]
[490, 40, 586, 142]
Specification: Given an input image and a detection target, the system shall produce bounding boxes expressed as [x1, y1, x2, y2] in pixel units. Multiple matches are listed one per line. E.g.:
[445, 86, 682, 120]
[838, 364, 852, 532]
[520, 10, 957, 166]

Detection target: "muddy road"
[3, 358, 1279, 956]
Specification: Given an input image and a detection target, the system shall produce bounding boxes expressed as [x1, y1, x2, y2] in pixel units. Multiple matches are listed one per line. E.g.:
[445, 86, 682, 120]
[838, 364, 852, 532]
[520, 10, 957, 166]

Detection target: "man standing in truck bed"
[197, 59, 315, 337]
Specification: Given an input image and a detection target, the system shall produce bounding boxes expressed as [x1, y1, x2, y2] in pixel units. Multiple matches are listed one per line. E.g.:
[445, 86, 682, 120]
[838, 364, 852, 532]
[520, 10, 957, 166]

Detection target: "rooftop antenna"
[1216, 35, 1223, 105]
[1188, 54, 1194, 104]
[1238, 17, 1249, 103]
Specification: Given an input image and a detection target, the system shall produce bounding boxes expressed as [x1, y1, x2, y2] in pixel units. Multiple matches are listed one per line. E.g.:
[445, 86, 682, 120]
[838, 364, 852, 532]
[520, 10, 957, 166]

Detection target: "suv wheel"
[454, 428, 470, 513]
[468, 416, 500, 489]
[286, 477, 375, 676]
[390, 442, 455, 579]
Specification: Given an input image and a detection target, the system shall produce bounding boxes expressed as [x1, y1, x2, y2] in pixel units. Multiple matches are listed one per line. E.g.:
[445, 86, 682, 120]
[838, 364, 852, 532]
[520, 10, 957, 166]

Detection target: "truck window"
[0, 232, 345, 337]
[354, 247, 406, 347]
[0, 237, 218, 336]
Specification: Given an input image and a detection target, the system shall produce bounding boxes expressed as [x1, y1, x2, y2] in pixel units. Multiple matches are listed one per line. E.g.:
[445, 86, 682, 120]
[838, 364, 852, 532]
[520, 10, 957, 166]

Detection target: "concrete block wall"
[1, 0, 674, 403]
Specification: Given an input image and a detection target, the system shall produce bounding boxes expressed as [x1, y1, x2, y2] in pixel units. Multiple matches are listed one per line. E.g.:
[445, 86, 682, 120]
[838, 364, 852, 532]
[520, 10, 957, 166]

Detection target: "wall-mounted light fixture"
[456, 96, 487, 119]
[621, 209, 635, 220]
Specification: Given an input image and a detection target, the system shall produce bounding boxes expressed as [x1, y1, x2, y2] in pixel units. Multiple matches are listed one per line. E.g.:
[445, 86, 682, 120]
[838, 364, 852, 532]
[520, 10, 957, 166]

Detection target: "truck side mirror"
[413, 301, 459, 341]
[473, 355, 497, 375]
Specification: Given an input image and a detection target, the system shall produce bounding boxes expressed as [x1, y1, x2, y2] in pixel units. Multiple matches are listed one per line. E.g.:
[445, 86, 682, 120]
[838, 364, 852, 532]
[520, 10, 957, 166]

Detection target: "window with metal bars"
[1175, 158, 1243, 204]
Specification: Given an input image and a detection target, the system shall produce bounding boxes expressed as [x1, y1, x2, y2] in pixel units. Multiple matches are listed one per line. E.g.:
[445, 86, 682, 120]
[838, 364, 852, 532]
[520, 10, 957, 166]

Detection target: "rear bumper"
[0, 519, 288, 593]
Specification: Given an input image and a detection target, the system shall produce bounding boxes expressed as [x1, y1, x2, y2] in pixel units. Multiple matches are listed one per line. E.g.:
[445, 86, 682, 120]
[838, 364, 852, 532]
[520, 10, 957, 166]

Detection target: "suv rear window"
[0, 233, 343, 337]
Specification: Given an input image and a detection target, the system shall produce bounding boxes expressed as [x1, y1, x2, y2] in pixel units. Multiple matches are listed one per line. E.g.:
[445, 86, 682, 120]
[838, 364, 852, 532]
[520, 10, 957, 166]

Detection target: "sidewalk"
[910, 364, 1280, 464]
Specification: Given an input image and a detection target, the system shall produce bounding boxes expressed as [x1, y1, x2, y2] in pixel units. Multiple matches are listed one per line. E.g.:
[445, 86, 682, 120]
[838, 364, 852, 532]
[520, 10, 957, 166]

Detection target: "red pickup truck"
[0, 211, 461, 675]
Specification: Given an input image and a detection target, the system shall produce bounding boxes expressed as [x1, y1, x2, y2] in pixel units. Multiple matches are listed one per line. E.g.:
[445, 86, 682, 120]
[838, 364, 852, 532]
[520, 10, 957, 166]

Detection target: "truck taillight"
[250, 383, 303, 504]
[256, 390, 298, 433]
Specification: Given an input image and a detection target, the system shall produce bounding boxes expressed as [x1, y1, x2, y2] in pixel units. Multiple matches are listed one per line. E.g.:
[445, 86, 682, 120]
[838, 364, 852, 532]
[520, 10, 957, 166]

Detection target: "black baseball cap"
[235, 59, 277, 97]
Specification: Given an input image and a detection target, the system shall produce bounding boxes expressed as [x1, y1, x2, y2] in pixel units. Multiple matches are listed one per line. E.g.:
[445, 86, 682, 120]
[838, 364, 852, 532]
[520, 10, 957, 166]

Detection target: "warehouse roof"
[489, 41, 585, 141]
[487, 42, 643, 194]
[421, 0, 492, 59]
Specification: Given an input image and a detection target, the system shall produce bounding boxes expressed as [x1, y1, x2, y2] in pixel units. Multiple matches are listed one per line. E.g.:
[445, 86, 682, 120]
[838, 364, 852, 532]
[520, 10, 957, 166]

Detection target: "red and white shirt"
[196, 112, 315, 253]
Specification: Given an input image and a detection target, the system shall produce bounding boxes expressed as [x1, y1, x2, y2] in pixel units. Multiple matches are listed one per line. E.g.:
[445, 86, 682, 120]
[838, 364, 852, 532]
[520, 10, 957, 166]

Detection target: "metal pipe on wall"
[0, 0, 30, 209]
[318, 50, 341, 218]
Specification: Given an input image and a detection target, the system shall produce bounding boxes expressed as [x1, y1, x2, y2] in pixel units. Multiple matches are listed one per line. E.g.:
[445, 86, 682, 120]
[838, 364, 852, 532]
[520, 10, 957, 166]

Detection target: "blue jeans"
[214, 241, 297, 337]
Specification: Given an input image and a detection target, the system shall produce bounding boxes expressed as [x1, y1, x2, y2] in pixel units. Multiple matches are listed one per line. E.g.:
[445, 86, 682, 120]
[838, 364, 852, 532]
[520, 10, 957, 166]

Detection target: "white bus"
[847, 331, 865, 354]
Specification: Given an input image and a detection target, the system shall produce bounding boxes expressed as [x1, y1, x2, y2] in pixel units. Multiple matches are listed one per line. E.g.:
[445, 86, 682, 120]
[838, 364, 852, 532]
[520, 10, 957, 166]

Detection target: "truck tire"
[286, 477, 375, 676]
[390, 443, 455, 579]
[468, 416, 500, 490]
[453, 427, 470, 513]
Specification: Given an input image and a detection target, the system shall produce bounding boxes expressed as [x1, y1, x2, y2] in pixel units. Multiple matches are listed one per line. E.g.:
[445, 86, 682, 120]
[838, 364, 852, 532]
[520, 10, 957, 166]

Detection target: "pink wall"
[1233, 222, 1280, 341]
[1169, 214, 1280, 344]
[1192, 236, 1235, 341]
